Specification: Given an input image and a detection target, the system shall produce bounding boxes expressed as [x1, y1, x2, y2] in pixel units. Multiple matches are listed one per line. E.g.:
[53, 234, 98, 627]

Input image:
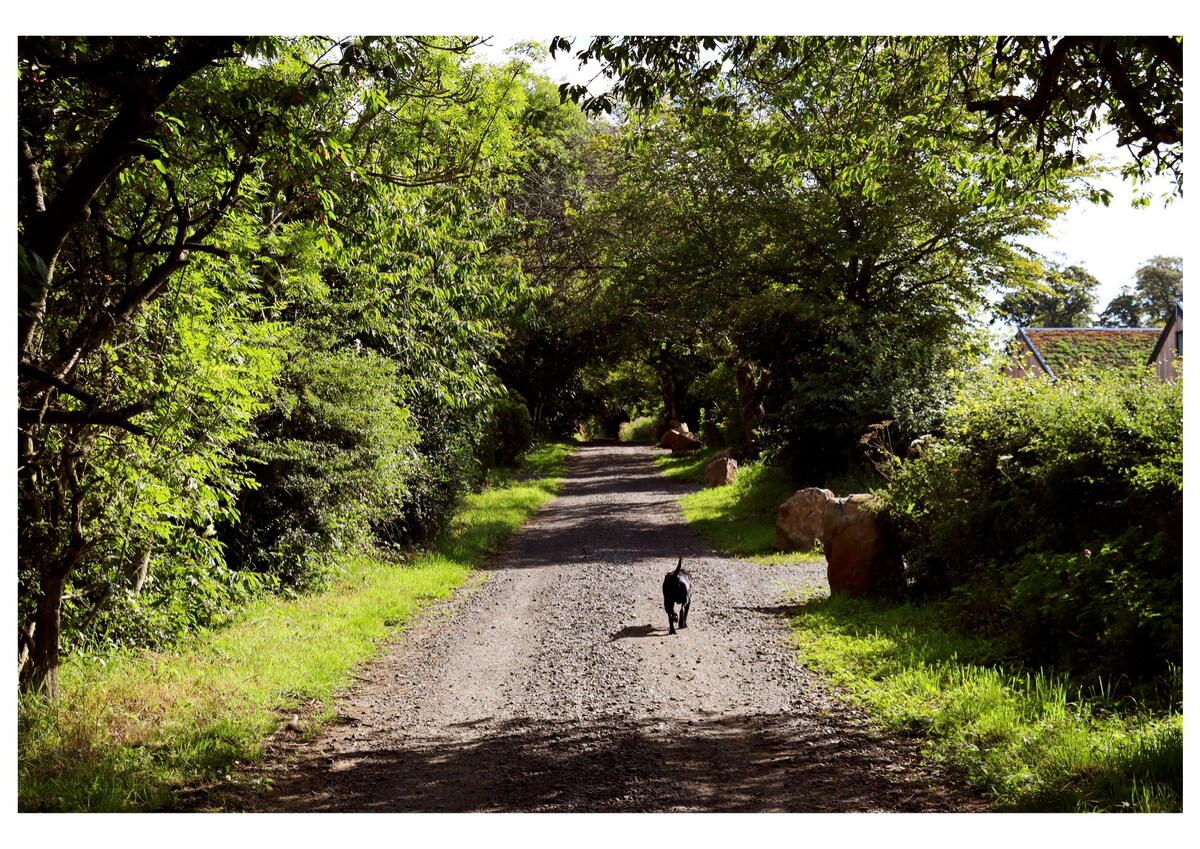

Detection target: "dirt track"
[241, 443, 984, 812]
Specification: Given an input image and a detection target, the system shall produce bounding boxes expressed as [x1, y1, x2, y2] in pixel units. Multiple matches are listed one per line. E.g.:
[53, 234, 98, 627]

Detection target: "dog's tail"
[673, 556, 682, 576]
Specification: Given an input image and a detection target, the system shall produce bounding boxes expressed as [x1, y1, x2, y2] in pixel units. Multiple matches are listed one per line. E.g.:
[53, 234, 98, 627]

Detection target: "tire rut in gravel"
[242, 443, 985, 812]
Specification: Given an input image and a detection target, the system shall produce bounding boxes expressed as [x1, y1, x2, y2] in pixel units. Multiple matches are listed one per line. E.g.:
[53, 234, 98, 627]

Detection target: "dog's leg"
[666, 599, 677, 634]
[680, 597, 690, 629]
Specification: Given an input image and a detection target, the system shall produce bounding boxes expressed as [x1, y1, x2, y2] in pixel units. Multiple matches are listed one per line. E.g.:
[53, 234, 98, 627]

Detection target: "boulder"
[774, 487, 900, 597]
[704, 456, 738, 488]
[660, 428, 702, 452]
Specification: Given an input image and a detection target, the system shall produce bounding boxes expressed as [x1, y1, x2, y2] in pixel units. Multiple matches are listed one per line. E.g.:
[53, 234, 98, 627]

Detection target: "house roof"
[1149, 299, 1183, 363]
[1016, 327, 1163, 378]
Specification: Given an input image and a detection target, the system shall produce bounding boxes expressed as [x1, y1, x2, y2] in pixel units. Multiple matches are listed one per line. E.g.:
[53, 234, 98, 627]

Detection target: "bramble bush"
[878, 366, 1182, 681]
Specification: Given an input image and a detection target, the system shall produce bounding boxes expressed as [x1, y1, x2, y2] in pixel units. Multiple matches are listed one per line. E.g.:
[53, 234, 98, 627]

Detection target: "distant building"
[1148, 300, 1183, 381]
[1005, 327, 1165, 380]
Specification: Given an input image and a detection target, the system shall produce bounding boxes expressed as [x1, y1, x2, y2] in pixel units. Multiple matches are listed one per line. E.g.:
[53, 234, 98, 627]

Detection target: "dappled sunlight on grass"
[785, 594, 1183, 811]
[663, 455, 807, 558]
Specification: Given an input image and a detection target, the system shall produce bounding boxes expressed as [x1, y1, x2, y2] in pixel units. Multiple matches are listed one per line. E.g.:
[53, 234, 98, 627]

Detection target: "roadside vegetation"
[17, 442, 572, 812]
[653, 363, 1183, 813]
[657, 450, 820, 563]
[787, 593, 1182, 812]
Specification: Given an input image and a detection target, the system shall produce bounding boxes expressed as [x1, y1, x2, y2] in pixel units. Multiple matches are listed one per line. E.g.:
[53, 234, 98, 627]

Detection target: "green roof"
[1020, 328, 1162, 378]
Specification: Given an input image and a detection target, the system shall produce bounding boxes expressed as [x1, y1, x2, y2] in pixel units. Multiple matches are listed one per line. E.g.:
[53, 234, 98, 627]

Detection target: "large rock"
[704, 456, 738, 488]
[774, 487, 900, 597]
[660, 428, 702, 452]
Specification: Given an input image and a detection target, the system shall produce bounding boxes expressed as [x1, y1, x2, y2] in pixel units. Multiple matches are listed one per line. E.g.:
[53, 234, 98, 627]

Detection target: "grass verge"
[785, 591, 1183, 812]
[655, 450, 821, 564]
[17, 441, 573, 812]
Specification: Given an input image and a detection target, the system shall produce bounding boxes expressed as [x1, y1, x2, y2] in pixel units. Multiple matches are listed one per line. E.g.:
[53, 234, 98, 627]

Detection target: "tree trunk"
[20, 569, 67, 700]
[734, 363, 771, 445]
[658, 370, 679, 427]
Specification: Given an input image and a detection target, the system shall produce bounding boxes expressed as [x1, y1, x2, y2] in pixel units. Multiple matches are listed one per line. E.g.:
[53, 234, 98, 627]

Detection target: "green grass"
[656, 450, 822, 564]
[18, 441, 573, 812]
[785, 593, 1183, 812]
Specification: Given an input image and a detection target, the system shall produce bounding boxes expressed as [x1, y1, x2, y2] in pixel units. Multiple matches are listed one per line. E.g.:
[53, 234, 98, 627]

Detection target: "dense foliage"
[549, 37, 1079, 478]
[878, 367, 1183, 681]
[17, 36, 545, 696]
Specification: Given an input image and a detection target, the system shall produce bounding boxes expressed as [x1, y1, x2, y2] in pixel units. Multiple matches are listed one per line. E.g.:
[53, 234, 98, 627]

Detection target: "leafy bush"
[879, 367, 1182, 680]
[372, 388, 486, 549]
[619, 415, 658, 442]
[480, 390, 534, 468]
[221, 347, 416, 590]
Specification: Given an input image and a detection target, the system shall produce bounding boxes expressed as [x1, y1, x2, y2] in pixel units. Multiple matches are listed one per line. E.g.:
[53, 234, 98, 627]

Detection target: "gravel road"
[243, 443, 984, 812]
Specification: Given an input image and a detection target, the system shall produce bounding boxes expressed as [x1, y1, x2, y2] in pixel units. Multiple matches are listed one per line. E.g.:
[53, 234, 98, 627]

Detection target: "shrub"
[372, 388, 485, 549]
[619, 415, 657, 442]
[480, 390, 534, 469]
[879, 367, 1182, 681]
[220, 348, 416, 590]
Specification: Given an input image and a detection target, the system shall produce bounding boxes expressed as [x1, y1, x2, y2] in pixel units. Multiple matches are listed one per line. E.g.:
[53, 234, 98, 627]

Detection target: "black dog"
[662, 557, 693, 635]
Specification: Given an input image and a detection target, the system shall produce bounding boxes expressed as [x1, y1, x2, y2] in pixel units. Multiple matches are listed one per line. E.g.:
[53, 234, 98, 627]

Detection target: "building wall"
[1153, 312, 1183, 381]
[1004, 336, 1051, 379]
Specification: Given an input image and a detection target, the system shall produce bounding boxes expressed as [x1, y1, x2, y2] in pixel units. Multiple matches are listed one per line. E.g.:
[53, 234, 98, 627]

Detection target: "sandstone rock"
[660, 428, 702, 452]
[774, 487, 900, 597]
[704, 456, 738, 488]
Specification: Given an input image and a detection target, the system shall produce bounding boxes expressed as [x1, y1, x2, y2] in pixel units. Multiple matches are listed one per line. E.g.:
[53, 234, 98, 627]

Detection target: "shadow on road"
[251, 710, 976, 813]
[608, 624, 660, 641]
[486, 444, 709, 571]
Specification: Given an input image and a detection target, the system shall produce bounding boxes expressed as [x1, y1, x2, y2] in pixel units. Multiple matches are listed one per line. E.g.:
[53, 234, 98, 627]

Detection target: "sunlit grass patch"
[653, 446, 716, 481]
[786, 593, 1183, 812]
[658, 454, 818, 562]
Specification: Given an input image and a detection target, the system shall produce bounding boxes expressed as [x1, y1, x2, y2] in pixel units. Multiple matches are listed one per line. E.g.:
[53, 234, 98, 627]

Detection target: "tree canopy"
[552, 35, 1182, 199]
[1098, 255, 1184, 327]
[17, 36, 538, 697]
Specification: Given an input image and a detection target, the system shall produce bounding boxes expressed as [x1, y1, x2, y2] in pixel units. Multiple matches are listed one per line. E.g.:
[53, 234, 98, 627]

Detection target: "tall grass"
[18, 441, 573, 812]
[787, 594, 1183, 811]
[618, 415, 657, 442]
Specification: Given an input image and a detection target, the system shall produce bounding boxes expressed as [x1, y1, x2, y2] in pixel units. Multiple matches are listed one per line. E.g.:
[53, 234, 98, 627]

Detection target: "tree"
[995, 261, 1101, 327]
[17, 36, 536, 698]
[962, 37, 1182, 198]
[1098, 256, 1183, 326]
[553, 35, 1182, 199]
[550, 38, 1074, 475]
[18, 36, 280, 697]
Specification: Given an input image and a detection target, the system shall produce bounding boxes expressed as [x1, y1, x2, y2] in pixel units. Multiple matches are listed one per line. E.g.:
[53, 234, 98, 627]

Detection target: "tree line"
[17, 36, 1182, 699]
